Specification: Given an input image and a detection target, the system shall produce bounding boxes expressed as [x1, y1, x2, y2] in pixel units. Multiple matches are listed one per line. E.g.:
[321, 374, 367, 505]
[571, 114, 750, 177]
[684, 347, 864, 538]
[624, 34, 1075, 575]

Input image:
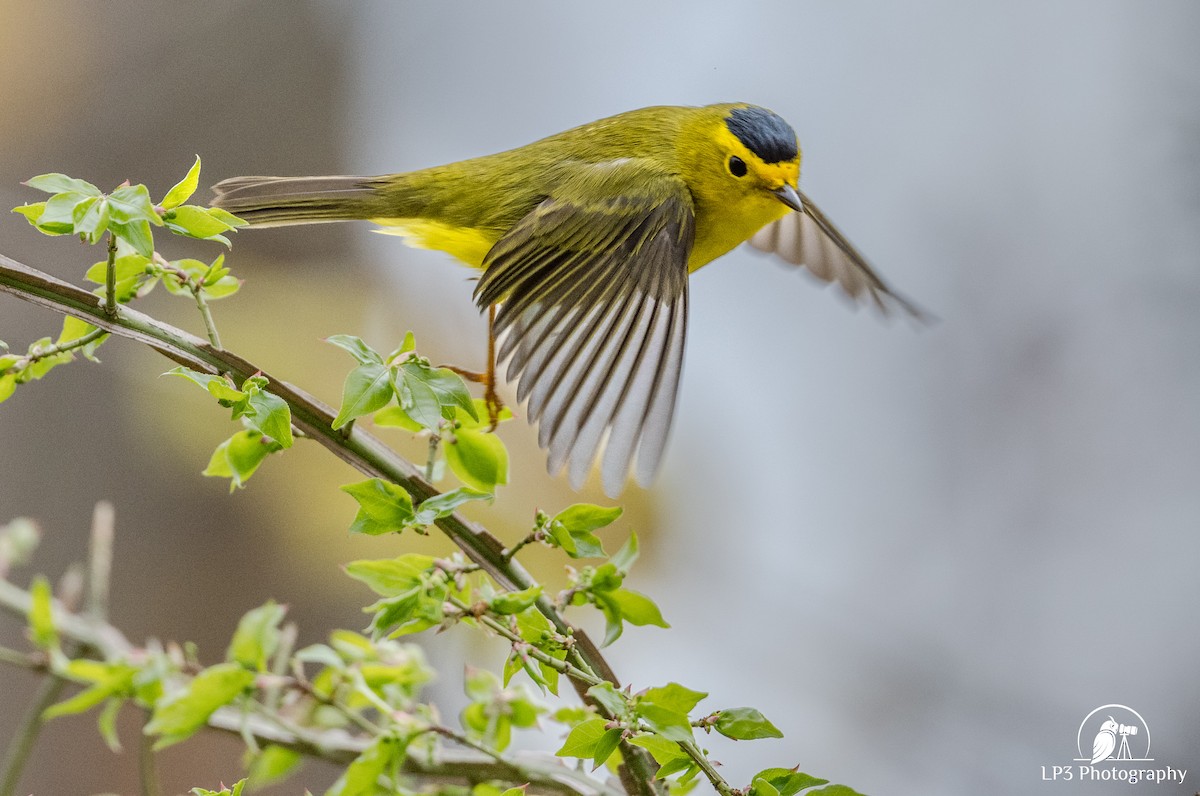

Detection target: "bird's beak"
[772, 184, 803, 212]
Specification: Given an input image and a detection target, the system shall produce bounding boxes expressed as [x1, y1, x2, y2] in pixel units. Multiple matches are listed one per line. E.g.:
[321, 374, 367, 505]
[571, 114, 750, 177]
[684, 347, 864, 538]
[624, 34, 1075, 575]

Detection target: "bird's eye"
[727, 156, 747, 177]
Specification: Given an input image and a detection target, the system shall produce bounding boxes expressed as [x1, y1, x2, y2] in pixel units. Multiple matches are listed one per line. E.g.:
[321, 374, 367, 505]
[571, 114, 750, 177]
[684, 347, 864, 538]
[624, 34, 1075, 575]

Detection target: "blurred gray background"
[1, 2, 1198, 794]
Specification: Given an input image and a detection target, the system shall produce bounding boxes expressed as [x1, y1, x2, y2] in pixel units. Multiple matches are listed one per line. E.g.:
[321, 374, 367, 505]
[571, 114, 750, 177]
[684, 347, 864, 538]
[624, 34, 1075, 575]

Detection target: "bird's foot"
[439, 364, 505, 432]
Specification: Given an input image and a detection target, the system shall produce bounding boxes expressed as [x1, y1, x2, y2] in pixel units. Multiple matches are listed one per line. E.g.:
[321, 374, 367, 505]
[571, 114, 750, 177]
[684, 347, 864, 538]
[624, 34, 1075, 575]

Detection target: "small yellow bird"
[212, 103, 922, 495]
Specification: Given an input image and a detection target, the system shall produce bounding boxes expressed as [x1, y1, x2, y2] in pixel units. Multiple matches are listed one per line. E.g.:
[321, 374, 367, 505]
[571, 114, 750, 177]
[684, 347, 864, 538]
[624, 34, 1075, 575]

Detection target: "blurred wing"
[747, 191, 928, 320]
[474, 159, 694, 496]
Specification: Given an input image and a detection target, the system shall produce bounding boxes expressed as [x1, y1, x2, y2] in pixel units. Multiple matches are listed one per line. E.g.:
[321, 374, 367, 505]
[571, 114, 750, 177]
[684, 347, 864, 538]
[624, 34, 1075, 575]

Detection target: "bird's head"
[707, 104, 802, 213]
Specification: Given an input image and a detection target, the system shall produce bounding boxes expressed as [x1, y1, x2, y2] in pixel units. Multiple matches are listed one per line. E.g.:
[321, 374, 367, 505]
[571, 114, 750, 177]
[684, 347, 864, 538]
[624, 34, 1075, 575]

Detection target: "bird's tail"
[210, 175, 386, 227]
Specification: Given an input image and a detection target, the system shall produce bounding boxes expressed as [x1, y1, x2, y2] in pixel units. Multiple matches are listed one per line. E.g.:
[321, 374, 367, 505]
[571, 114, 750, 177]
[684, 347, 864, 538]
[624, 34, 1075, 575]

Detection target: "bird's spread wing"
[747, 191, 927, 319]
[474, 159, 694, 496]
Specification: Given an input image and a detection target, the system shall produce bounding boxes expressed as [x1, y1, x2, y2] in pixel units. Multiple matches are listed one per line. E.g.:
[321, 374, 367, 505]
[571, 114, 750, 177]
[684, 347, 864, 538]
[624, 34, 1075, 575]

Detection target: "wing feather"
[747, 192, 927, 320]
[474, 160, 694, 496]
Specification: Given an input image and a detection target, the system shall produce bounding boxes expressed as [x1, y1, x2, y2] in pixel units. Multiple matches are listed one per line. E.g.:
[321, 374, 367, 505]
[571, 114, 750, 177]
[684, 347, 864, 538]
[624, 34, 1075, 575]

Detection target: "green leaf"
[162, 156, 201, 210]
[98, 697, 124, 752]
[326, 334, 384, 366]
[555, 717, 609, 759]
[11, 202, 47, 227]
[37, 191, 92, 232]
[751, 769, 830, 796]
[108, 184, 161, 225]
[627, 733, 689, 765]
[807, 786, 866, 796]
[457, 397, 512, 429]
[714, 707, 783, 740]
[586, 682, 628, 719]
[592, 727, 623, 770]
[340, 479, 415, 536]
[610, 589, 669, 628]
[372, 405, 424, 432]
[637, 702, 693, 742]
[166, 366, 246, 403]
[203, 430, 282, 491]
[365, 589, 420, 637]
[0, 374, 15, 404]
[191, 779, 247, 796]
[464, 667, 501, 701]
[74, 196, 110, 243]
[206, 206, 246, 228]
[344, 554, 434, 597]
[400, 360, 476, 421]
[110, 219, 154, 258]
[502, 649, 525, 687]
[445, 427, 508, 491]
[412, 487, 491, 525]
[43, 664, 136, 720]
[244, 389, 293, 448]
[556, 503, 622, 534]
[24, 173, 101, 196]
[489, 585, 543, 615]
[226, 600, 286, 671]
[247, 744, 303, 788]
[549, 504, 620, 558]
[146, 662, 254, 748]
[641, 683, 707, 716]
[332, 362, 394, 430]
[395, 366, 443, 432]
[387, 330, 417, 361]
[28, 575, 57, 650]
[514, 605, 554, 646]
[166, 204, 235, 239]
[610, 531, 640, 574]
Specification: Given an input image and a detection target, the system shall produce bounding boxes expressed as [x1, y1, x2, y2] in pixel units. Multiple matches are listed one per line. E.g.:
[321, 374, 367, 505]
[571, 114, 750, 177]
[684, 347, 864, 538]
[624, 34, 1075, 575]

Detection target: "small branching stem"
[103, 231, 117, 317]
[503, 529, 543, 562]
[138, 712, 161, 796]
[426, 433, 440, 482]
[87, 501, 114, 624]
[193, 289, 222, 349]
[0, 663, 69, 796]
[2, 327, 108, 376]
[679, 739, 736, 796]
[449, 596, 601, 687]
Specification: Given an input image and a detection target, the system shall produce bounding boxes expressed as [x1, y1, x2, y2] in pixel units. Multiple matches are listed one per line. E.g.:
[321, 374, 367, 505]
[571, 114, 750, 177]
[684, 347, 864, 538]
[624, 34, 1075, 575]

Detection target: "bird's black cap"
[724, 106, 798, 164]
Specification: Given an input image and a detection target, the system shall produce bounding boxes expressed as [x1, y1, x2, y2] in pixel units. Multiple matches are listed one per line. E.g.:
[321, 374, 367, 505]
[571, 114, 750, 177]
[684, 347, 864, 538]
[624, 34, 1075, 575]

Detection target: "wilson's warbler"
[212, 103, 922, 495]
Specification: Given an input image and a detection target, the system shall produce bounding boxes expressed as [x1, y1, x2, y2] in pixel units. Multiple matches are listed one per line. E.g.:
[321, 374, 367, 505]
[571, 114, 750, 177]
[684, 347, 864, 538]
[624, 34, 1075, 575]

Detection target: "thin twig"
[0, 667, 68, 796]
[138, 712, 161, 796]
[679, 739, 735, 796]
[87, 501, 114, 624]
[103, 231, 117, 317]
[425, 433, 440, 482]
[192, 289, 222, 349]
[503, 529, 543, 563]
[1, 327, 108, 376]
[0, 646, 39, 670]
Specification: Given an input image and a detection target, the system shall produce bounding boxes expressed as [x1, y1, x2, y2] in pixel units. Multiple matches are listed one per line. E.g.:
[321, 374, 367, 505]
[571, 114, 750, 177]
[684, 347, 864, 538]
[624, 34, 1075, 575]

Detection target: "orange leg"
[441, 305, 504, 430]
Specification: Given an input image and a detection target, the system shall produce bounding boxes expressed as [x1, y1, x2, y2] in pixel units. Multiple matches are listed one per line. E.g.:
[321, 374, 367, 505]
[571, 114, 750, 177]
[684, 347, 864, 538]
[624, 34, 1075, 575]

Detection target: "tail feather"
[210, 175, 383, 227]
